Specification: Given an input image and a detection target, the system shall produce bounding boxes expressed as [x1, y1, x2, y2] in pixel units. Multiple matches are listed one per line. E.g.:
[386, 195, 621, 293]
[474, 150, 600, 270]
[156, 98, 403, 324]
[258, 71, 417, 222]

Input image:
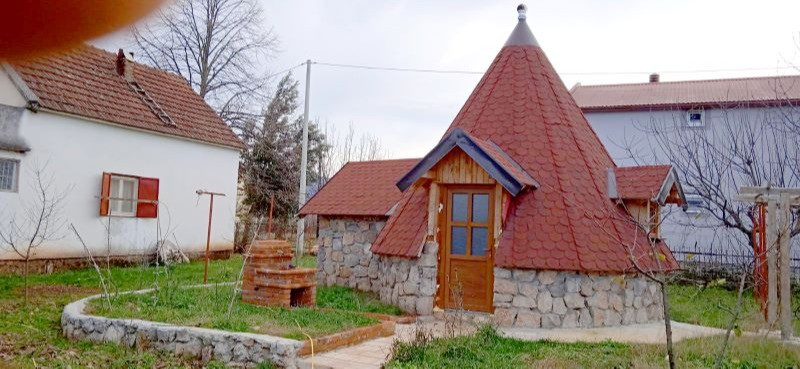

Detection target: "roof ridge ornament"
[517, 4, 527, 21]
[504, 4, 539, 46]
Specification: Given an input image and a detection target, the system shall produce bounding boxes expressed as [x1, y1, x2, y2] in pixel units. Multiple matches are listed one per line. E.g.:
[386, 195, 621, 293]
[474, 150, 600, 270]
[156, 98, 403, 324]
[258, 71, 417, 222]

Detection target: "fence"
[672, 248, 800, 278]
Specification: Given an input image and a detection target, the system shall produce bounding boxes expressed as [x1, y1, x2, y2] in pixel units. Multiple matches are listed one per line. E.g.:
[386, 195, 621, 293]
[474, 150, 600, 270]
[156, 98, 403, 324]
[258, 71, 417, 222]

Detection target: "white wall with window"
[0, 158, 19, 192]
[584, 106, 796, 256]
[0, 108, 240, 261]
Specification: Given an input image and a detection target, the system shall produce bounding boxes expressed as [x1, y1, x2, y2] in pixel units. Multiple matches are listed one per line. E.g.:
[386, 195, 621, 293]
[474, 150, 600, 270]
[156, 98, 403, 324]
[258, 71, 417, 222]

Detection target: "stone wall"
[316, 216, 437, 315]
[62, 290, 303, 368]
[493, 269, 663, 328]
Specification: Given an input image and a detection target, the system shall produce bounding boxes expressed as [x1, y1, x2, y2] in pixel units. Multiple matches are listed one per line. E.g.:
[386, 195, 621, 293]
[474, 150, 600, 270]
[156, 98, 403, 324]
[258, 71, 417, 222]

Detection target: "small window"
[109, 175, 138, 216]
[684, 194, 706, 215]
[686, 109, 705, 128]
[0, 159, 19, 192]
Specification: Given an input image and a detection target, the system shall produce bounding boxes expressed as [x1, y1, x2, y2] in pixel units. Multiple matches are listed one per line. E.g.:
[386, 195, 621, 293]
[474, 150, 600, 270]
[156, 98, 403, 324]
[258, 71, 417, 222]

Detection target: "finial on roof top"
[504, 4, 538, 46]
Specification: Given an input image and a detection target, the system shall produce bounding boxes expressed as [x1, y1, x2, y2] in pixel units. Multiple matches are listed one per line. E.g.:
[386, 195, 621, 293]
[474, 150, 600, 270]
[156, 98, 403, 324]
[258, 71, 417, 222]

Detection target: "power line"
[311, 60, 797, 76]
[266, 62, 306, 79]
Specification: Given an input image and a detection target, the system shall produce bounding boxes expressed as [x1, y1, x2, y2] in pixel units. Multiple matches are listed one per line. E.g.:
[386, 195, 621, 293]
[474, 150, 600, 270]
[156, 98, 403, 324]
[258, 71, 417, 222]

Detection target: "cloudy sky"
[94, 0, 800, 159]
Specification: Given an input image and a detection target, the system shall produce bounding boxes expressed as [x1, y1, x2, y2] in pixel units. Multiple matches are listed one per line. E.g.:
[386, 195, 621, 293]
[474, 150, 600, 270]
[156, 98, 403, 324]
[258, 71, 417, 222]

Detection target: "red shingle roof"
[572, 75, 800, 112]
[614, 165, 672, 201]
[371, 15, 677, 272]
[10, 45, 244, 149]
[370, 184, 429, 258]
[299, 159, 419, 217]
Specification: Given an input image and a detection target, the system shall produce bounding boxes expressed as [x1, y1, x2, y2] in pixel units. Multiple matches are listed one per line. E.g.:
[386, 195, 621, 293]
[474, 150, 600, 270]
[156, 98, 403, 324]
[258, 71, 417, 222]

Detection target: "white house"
[572, 74, 800, 262]
[0, 45, 244, 272]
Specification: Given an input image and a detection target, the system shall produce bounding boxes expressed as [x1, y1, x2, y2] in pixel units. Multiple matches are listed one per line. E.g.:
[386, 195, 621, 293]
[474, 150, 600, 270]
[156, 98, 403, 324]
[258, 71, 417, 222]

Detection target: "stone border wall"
[493, 268, 664, 328]
[61, 288, 303, 368]
[316, 216, 437, 315]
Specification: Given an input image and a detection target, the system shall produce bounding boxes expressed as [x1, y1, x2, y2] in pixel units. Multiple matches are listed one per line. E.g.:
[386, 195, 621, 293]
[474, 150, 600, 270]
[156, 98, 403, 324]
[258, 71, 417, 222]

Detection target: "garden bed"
[85, 284, 403, 340]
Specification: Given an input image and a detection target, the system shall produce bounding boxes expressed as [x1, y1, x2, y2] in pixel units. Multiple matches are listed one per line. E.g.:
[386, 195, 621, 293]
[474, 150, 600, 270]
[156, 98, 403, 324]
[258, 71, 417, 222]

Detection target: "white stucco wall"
[0, 73, 240, 261]
[585, 107, 800, 258]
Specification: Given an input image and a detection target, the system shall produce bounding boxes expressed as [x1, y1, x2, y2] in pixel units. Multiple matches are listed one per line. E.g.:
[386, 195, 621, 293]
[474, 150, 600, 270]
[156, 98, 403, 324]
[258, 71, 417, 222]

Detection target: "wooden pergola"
[736, 185, 800, 340]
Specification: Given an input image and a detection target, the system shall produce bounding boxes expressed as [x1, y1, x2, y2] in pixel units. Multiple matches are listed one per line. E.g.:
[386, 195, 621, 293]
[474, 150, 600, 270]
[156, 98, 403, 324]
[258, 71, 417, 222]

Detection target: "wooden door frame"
[437, 184, 495, 312]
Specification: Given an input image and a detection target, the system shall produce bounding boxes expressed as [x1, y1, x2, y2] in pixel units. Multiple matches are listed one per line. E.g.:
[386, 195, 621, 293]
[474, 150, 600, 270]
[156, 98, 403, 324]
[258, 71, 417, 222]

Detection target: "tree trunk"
[660, 280, 676, 369]
[24, 257, 29, 305]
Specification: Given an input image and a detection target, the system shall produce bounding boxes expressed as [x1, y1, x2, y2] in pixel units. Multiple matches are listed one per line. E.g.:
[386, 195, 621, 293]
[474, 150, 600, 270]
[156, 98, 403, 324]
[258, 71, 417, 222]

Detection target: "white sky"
[93, 0, 800, 159]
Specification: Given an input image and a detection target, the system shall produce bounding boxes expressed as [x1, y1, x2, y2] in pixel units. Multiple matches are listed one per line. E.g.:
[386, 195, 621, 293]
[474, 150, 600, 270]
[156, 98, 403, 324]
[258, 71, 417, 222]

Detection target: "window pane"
[122, 180, 135, 199]
[472, 194, 489, 223]
[451, 226, 467, 255]
[0, 160, 15, 191]
[471, 227, 488, 256]
[451, 193, 468, 222]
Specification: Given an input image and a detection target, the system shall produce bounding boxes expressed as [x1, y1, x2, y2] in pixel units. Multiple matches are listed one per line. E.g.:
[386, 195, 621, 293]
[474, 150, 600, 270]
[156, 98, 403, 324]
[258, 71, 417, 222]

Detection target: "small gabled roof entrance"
[396, 128, 538, 196]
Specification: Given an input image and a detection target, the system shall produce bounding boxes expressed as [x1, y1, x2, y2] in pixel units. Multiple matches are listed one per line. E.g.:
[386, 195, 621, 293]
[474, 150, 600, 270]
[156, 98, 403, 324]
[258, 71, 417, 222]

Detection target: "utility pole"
[296, 59, 311, 258]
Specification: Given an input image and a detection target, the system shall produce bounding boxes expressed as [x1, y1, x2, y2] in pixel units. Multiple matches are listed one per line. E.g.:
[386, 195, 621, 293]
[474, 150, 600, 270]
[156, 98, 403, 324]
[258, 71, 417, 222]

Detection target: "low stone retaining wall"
[493, 269, 664, 328]
[61, 289, 303, 368]
[316, 216, 438, 316]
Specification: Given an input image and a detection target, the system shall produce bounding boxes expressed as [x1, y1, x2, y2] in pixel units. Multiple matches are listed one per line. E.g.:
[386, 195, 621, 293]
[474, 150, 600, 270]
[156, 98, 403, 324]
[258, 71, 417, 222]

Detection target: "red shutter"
[100, 172, 111, 216]
[137, 177, 159, 218]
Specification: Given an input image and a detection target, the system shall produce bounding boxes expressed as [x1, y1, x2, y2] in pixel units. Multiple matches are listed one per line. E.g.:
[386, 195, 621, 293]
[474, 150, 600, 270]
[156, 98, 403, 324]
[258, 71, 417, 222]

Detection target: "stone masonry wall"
[62, 290, 303, 368]
[493, 268, 663, 328]
[316, 216, 437, 315]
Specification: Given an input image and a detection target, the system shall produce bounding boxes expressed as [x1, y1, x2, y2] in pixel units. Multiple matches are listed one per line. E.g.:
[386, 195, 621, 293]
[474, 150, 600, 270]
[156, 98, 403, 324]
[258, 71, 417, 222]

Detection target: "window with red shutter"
[99, 172, 111, 216]
[137, 177, 159, 218]
[99, 173, 159, 218]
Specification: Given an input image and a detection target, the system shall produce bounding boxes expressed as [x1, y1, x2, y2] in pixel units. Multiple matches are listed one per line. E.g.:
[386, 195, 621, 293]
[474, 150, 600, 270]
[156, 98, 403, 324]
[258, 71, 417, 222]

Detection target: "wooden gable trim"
[396, 128, 538, 196]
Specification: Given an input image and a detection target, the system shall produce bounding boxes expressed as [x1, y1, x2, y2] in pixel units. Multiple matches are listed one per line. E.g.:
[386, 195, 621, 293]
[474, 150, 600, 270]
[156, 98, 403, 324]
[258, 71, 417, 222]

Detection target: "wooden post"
[779, 194, 792, 339]
[428, 182, 439, 237]
[766, 199, 778, 325]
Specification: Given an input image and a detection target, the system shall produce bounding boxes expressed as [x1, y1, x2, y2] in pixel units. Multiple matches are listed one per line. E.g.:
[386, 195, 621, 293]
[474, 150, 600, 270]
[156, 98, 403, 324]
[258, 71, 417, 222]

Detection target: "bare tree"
[0, 161, 68, 304]
[619, 103, 800, 245]
[320, 121, 390, 182]
[132, 0, 277, 132]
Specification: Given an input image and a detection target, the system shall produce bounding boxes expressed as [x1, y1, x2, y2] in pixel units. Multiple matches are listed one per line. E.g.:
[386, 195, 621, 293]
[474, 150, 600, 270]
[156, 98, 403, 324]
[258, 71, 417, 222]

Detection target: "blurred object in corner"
[0, 0, 165, 60]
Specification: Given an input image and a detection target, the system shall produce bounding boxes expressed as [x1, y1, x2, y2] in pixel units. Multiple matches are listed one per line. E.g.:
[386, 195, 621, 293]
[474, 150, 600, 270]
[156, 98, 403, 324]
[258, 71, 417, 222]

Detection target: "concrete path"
[500, 321, 725, 345]
[297, 320, 724, 369]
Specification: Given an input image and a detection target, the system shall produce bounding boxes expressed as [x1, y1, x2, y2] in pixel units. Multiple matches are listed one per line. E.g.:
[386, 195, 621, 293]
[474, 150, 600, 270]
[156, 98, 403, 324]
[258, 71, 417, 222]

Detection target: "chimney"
[649, 73, 660, 83]
[116, 48, 134, 82]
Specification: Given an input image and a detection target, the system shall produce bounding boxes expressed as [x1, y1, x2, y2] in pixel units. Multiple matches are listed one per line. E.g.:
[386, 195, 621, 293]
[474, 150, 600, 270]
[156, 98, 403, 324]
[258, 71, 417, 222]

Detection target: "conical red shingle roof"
[372, 7, 677, 272]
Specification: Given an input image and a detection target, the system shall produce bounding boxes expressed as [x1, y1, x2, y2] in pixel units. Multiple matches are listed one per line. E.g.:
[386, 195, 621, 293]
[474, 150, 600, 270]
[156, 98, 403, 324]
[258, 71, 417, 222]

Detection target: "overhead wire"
[309, 60, 797, 76]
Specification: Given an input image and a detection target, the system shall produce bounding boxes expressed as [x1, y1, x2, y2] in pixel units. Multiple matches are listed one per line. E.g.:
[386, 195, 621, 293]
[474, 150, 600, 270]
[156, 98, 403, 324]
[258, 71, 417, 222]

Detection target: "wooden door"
[441, 187, 494, 312]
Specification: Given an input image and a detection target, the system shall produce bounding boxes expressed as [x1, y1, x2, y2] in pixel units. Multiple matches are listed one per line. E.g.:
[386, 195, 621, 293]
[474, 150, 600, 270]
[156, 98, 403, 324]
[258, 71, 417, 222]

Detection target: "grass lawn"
[0, 253, 395, 368]
[668, 283, 800, 335]
[387, 325, 800, 369]
[86, 283, 401, 340]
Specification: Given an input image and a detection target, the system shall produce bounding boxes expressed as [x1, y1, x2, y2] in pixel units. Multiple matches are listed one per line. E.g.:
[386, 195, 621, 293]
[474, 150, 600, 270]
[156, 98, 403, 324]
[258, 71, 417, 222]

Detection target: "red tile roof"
[470, 134, 538, 189]
[571, 75, 800, 112]
[299, 158, 419, 217]
[370, 184, 429, 258]
[614, 165, 672, 201]
[371, 15, 677, 272]
[10, 45, 244, 149]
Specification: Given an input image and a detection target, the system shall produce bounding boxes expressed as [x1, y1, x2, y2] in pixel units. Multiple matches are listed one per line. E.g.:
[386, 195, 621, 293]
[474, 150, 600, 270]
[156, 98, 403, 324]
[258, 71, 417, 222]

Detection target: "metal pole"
[296, 59, 311, 258]
[203, 194, 214, 284]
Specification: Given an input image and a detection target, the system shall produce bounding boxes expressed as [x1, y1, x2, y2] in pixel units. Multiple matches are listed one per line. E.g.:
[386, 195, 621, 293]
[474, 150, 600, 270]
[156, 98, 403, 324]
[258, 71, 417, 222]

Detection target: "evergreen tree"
[241, 73, 328, 224]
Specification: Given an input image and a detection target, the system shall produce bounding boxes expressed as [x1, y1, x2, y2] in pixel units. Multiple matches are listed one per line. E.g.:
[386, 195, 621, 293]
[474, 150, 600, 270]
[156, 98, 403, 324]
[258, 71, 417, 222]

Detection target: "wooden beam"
[427, 182, 439, 237]
[779, 193, 793, 339]
[767, 199, 778, 325]
[494, 183, 503, 243]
